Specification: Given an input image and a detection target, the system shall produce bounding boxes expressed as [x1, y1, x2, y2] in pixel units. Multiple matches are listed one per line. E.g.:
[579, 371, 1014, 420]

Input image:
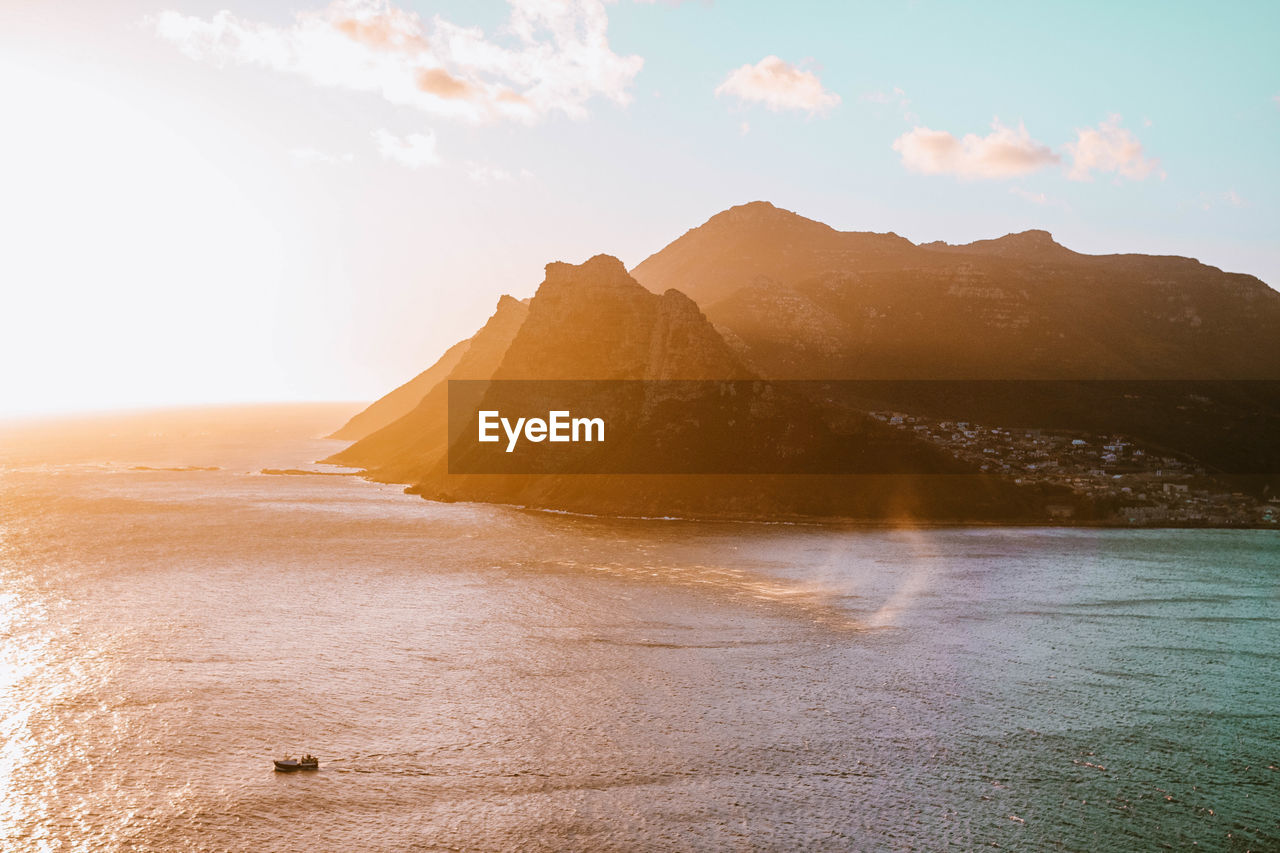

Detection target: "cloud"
[331, 4, 427, 52]
[372, 129, 440, 168]
[715, 56, 840, 115]
[1065, 115, 1162, 181]
[415, 67, 476, 100]
[892, 120, 1059, 179]
[151, 0, 643, 124]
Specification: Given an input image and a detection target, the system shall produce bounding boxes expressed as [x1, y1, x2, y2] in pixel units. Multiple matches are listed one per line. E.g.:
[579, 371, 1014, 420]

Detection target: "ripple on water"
[0, 414, 1277, 851]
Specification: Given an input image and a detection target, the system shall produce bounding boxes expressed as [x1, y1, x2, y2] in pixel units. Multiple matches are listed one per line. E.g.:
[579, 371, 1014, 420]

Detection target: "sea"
[0, 403, 1276, 851]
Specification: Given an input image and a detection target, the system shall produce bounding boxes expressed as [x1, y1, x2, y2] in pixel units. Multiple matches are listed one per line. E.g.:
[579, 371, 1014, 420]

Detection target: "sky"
[1, 0, 1277, 417]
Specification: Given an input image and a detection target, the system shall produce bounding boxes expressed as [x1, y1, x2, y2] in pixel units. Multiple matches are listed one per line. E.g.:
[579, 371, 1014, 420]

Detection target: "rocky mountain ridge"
[631, 201, 1280, 380]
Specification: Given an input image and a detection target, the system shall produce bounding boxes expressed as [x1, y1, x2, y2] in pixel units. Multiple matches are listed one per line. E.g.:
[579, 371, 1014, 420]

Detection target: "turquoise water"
[0, 405, 1276, 850]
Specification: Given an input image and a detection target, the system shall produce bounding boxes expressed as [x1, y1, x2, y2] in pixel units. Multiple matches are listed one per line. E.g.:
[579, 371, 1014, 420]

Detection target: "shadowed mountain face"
[631, 201, 1280, 380]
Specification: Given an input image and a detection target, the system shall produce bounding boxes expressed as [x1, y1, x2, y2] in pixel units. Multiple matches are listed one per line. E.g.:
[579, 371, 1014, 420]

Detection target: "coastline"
[324, 458, 1280, 531]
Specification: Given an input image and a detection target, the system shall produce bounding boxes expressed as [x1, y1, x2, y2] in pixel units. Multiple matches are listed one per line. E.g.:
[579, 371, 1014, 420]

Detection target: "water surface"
[1, 405, 1276, 850]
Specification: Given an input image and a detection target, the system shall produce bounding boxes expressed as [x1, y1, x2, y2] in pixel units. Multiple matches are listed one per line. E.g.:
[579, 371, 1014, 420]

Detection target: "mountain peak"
[991, 229, 1067, 252]
[493, 254, 746, 381]
[703, 200, 832, 232]
[631, 202, 916, 307]
[543, 254, 633, 289]
[924, 229, 1076, 259]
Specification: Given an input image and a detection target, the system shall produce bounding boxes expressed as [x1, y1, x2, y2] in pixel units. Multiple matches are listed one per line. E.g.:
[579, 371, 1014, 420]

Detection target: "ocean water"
[0, 404, 1276, 851]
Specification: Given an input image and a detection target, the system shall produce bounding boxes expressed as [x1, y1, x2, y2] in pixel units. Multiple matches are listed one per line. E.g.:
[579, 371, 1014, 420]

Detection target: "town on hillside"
[869, 411, 1280, 527]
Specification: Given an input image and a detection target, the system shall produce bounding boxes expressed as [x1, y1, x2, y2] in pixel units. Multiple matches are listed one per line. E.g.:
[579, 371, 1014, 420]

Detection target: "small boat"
[274, 754, 319, 772]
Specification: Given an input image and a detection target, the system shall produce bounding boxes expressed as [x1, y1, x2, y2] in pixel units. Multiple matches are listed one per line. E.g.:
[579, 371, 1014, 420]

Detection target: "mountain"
[328, 338, 470, 441]
[629, 201, 914, 310]
[492, 254, 749, 381]
[338, 254, 753, 486]
[631, 201, 1280, 380]
[920, 228, 1079, 260]
[328, 204, 1279, 519]
[337, 255, 1059, 521]
[325, 294, 529, 480]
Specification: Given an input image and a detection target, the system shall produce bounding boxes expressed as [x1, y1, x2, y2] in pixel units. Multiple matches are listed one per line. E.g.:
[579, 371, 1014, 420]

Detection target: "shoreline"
[329, 464, 1279, 531]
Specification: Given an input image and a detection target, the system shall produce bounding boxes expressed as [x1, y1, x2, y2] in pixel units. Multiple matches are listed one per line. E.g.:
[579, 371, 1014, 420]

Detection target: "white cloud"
[1065, 115, 1162, 181]
[151, 0, 643, 124]
[372, 128, 440, 169]
[715, 55, 840, 115]
[892, 119, 1059, 179]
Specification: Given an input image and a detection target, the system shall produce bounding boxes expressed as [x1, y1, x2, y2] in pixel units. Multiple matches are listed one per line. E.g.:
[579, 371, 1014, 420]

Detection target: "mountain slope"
[325, 294, 529, 480]
[631, 201, 1280, 380]
[328, 338, 470, 441]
